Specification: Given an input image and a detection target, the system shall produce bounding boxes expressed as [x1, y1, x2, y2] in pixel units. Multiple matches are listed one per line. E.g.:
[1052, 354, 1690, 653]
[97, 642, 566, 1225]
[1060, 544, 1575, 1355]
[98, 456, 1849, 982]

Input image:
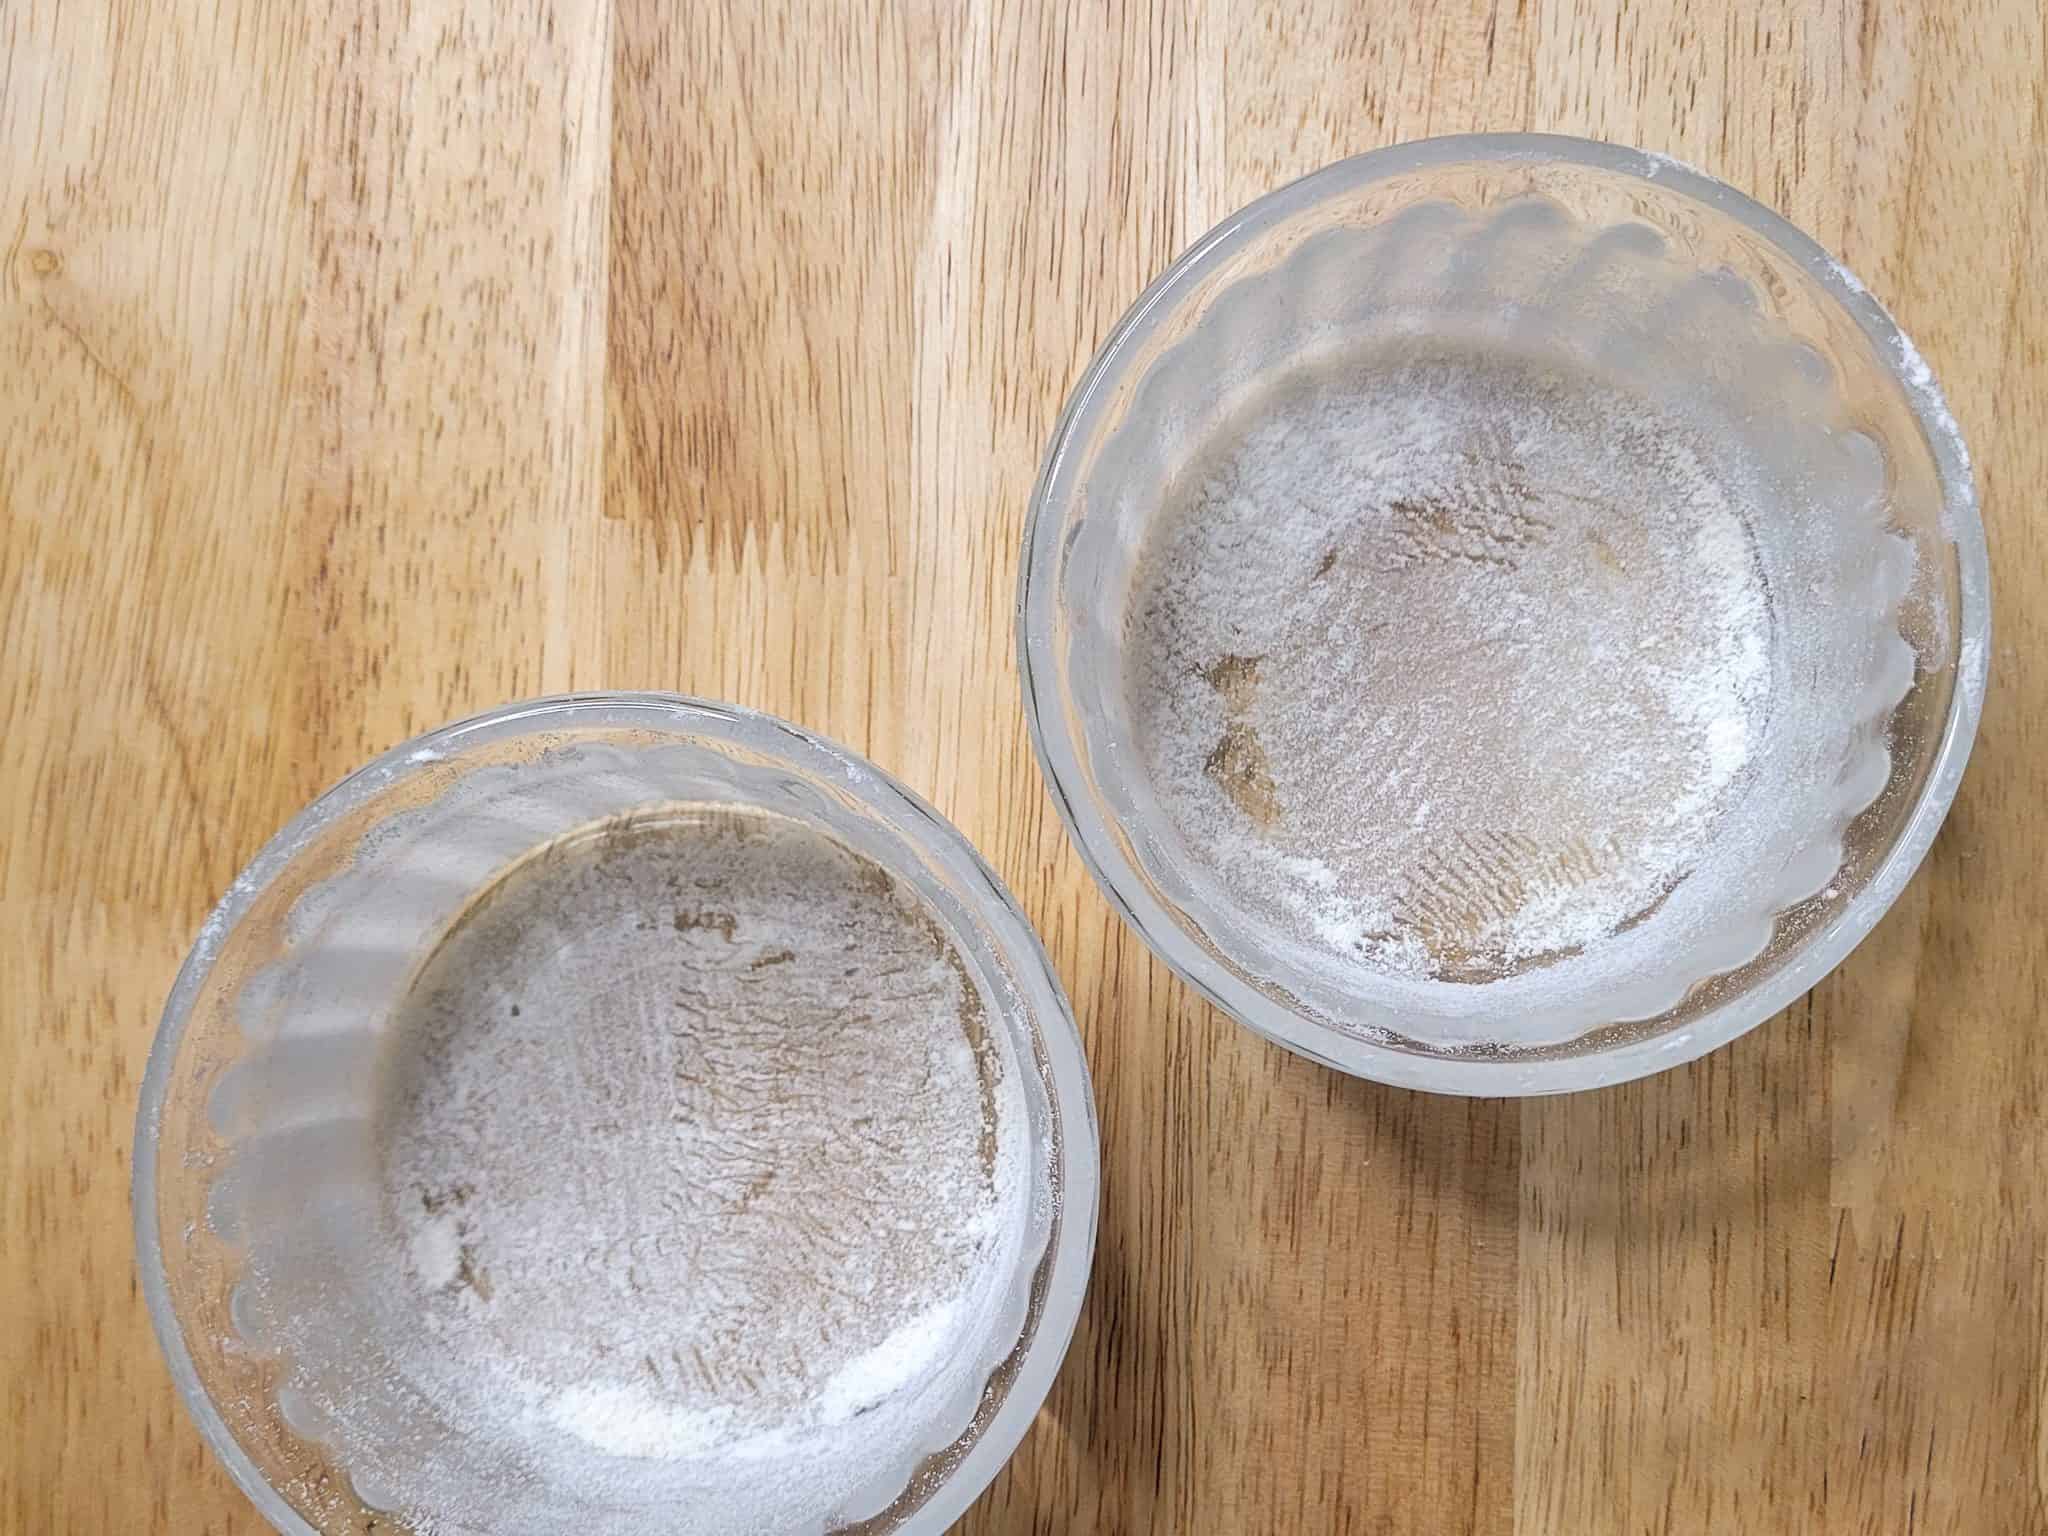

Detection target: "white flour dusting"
[325, 807, 1026, 1532]
[1125, 343, 1774, 983]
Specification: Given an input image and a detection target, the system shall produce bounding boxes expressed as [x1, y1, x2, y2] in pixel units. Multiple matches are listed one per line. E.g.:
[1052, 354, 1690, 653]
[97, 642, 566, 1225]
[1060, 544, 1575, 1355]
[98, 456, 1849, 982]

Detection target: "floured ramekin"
[136, 694, 1099, 1533]
[1019, 135, 1987, 1094]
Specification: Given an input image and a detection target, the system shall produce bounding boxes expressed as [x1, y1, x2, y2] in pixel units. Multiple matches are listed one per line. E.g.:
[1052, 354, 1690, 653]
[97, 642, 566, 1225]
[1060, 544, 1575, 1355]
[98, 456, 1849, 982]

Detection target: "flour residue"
[315, 807, 1028, 1532]
[1126, 343, 1774, 983]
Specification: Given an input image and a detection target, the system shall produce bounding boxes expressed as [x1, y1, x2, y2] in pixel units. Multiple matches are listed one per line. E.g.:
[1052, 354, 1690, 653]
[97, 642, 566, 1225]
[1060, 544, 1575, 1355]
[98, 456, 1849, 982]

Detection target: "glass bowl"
[134, 693, 1099, 1534]
[1018, 134, 1988, 1095]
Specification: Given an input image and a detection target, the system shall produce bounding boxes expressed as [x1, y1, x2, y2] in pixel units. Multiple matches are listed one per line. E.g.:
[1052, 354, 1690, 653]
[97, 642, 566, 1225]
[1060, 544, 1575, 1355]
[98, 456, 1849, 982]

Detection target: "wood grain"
[5, 1, 2045, 1531]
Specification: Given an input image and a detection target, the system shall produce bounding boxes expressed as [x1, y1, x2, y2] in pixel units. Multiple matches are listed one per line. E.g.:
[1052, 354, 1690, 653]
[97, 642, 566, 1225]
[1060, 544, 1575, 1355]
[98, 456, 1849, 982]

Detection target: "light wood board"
[5, 1, 2046, 1530]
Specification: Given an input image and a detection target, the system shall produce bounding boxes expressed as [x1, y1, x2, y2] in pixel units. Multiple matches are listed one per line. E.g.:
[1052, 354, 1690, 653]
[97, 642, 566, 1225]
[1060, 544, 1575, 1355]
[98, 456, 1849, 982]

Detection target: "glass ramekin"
[1018, 134, 1988, 1095]
[134, 693, 1099, 1534]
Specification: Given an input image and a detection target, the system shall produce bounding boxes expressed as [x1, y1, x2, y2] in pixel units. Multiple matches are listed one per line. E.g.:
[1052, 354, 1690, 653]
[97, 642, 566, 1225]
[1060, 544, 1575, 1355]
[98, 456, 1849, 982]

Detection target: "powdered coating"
[349, 807, 1025, 1531]
[1125, 343, 1773, 983]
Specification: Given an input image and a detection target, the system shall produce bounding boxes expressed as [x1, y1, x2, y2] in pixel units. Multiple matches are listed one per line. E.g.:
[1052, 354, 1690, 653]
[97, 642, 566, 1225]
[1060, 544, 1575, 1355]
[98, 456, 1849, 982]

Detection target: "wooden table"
[5, 2, 2044, 1531]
